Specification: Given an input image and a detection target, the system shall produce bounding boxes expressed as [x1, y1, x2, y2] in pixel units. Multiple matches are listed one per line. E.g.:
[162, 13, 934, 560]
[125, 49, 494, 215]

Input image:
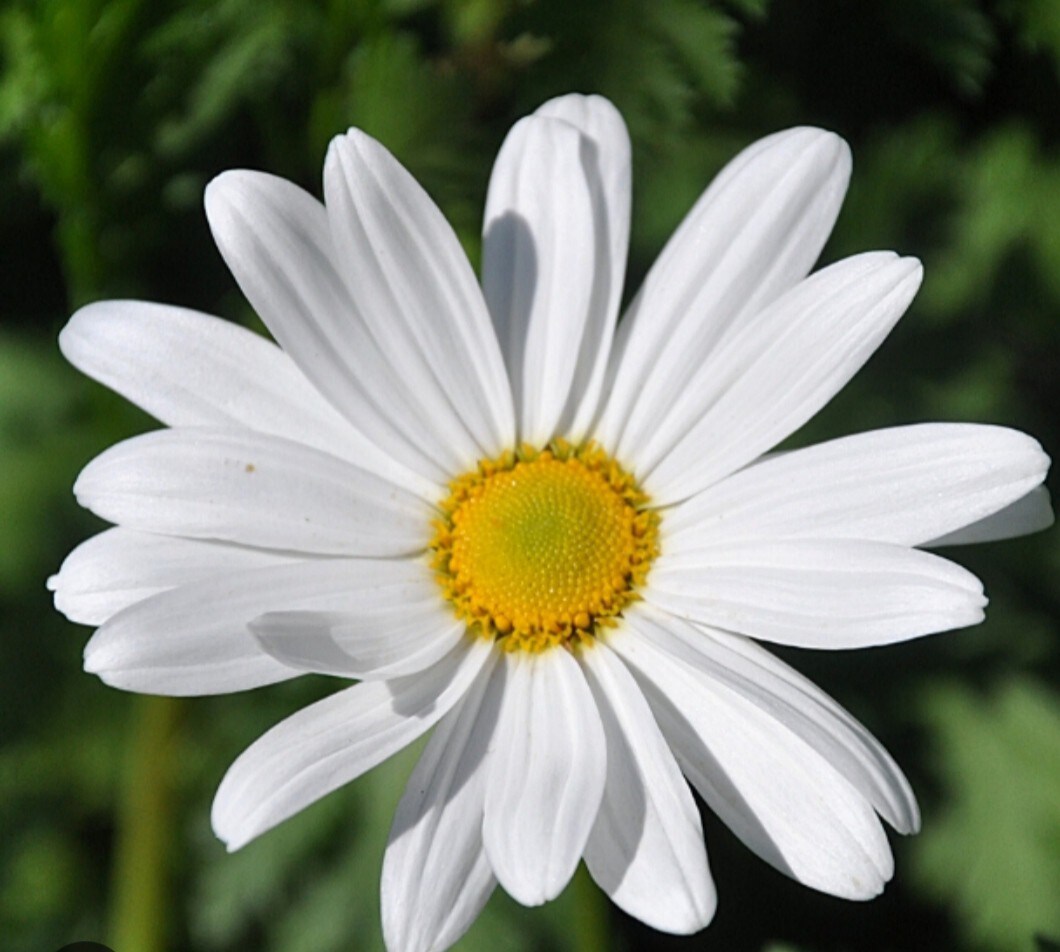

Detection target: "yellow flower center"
[431, 441, 660, 652]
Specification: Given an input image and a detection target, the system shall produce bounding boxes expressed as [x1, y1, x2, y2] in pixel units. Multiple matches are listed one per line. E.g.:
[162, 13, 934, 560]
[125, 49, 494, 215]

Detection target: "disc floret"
[431, 440, 660, 652]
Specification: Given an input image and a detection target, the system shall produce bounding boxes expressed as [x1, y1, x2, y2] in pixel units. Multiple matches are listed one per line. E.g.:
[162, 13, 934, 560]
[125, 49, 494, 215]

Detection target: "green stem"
[573, 864, 610, 952]
[108, 696, 182, 952]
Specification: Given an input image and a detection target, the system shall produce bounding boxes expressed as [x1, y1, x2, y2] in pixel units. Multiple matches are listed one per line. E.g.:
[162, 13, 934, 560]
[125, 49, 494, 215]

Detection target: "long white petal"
[482, 647, 607, 905]
[73, 427, 430, 556]
[597, 127, 850, 453]
[608, 624, 894, 900]
[249, 560, 464, 680]
[926, 485, 1054, 546]
[624, 605, 919, 834]
[48, 527, 300, 626]
[579, 641, 716, 934]
[212, 636, 495, 851]
[534, 94, 632, 439]
[250, 609, 463, 681]
[204, 169, 456, 488]
[648, 539, 985, 649]
[58, 300, 424, 495]
[665, 423, 1050, 551]
[382, 661, 501, 952]
[481, 115, 599, 445]
[82, 558, 427, 695]
[635, 253, 922, 504]
[324, 130, 514, 462]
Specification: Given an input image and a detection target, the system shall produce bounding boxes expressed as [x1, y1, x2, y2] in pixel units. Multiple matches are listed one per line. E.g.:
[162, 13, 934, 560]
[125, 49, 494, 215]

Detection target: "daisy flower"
[51, 94, 1051, 950]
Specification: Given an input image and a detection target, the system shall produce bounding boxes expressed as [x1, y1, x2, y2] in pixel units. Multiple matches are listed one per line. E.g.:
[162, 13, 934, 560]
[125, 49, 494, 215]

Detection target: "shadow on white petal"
[927, 484, 1054, 546]
[383, 662, 503, 952]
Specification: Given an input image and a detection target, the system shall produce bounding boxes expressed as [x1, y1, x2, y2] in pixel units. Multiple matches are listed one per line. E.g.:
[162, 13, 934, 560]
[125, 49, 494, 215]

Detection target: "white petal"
[324, 130, 514, 462]
[58, 300, 426, 496]
[249, 562, 464, 680]
[48, 527, 300, 626]
[212, 636, 496, 851]
[927, 485, 1054, 546]
[82, 557, 427, 695]
[608, 623, 894, 900]
[579, 641, 716, 934]
[382, 661, 502, 952]
[534, 94, 632, 439]
[648, 539, 985, 649]
[481, 114, 599, 445]
[204, 169, 456, 487]
[250, 609, 464, 681]
[73, 427, 430, 556]
[635, 253, 923, 504]
[665, 423, 1050, 551]
[624, 604, 919, 834]
[597, 127, 850, 453]
[482, 648, 607, 905]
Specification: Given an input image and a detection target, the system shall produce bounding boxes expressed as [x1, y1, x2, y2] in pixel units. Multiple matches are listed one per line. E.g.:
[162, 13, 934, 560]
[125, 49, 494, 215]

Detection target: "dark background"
[1, 1, 1057, 950]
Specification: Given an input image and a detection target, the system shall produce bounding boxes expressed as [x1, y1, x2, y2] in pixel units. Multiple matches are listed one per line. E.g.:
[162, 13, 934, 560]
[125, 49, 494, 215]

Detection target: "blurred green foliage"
[914, 680, 1060, 949]
[1, 0, 1057, 951]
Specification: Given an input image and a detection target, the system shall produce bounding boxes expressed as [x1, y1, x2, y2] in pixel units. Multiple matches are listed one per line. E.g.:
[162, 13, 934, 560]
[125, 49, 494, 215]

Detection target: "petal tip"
[901, 255, 925, 282]
[326, 126, 387, 178]
[204, 169, 266, 223]
[203, 169, 238, 207]
[210, 795, 242, 851]
[83, 654, 112, 683]
[537, 91, 623, 123]
[775, 125, 851, 166]
[212, 822, 243, 853]
[812, 127, 852, 166]
[58, 299, 122, 368]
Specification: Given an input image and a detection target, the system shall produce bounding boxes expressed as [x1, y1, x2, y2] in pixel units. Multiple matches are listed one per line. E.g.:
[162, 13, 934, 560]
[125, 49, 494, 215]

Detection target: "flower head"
[51, 94, 1052, 950]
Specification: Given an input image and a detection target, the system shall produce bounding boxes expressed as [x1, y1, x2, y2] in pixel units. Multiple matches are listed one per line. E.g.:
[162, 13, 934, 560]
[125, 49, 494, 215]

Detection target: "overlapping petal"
[630, 252, 923, 503]
[927, 484, 1054, 545]
[579, 641, 716, 933]
[482, 113, 601, 445]
[212, 636, 496, 851]
[58, 300, 423, 494]
[597, 126, 851, 453]
[648, 538, 985, 649]
[382, 660, 502, 952]
[82, 558, 436, 695]
[324, 129, 515, 462]
[205, 170, 461, 489]
[534, 94, 632, 438]
[248, 560, 463, 680]
[74, 427, 431, 556]
[664, 423, 1050, 551]
[49, 527, 301, 626]
[610, 624, 894, 900]
[623, 605, 919, 833]
[482, 647, 607, 905]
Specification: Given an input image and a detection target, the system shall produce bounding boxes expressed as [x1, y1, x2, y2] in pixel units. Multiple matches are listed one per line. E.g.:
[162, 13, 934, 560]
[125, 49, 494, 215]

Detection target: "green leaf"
[913, 679, 1060, 952]
[649, 0, 744, 105]
[146, 0, 309, 159]
[267, 743, 423, 952]
[311, 32, 473, 182]
[189, 778, 356, 948]
[0, 333, 98, 591]
[885, 0, 996, 96]
[522, 0, 747, 151]
[1001, 0, 1060, 69]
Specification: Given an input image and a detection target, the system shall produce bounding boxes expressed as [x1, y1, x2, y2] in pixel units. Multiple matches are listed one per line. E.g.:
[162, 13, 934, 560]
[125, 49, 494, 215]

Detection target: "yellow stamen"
[430, 441, 660, 652]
